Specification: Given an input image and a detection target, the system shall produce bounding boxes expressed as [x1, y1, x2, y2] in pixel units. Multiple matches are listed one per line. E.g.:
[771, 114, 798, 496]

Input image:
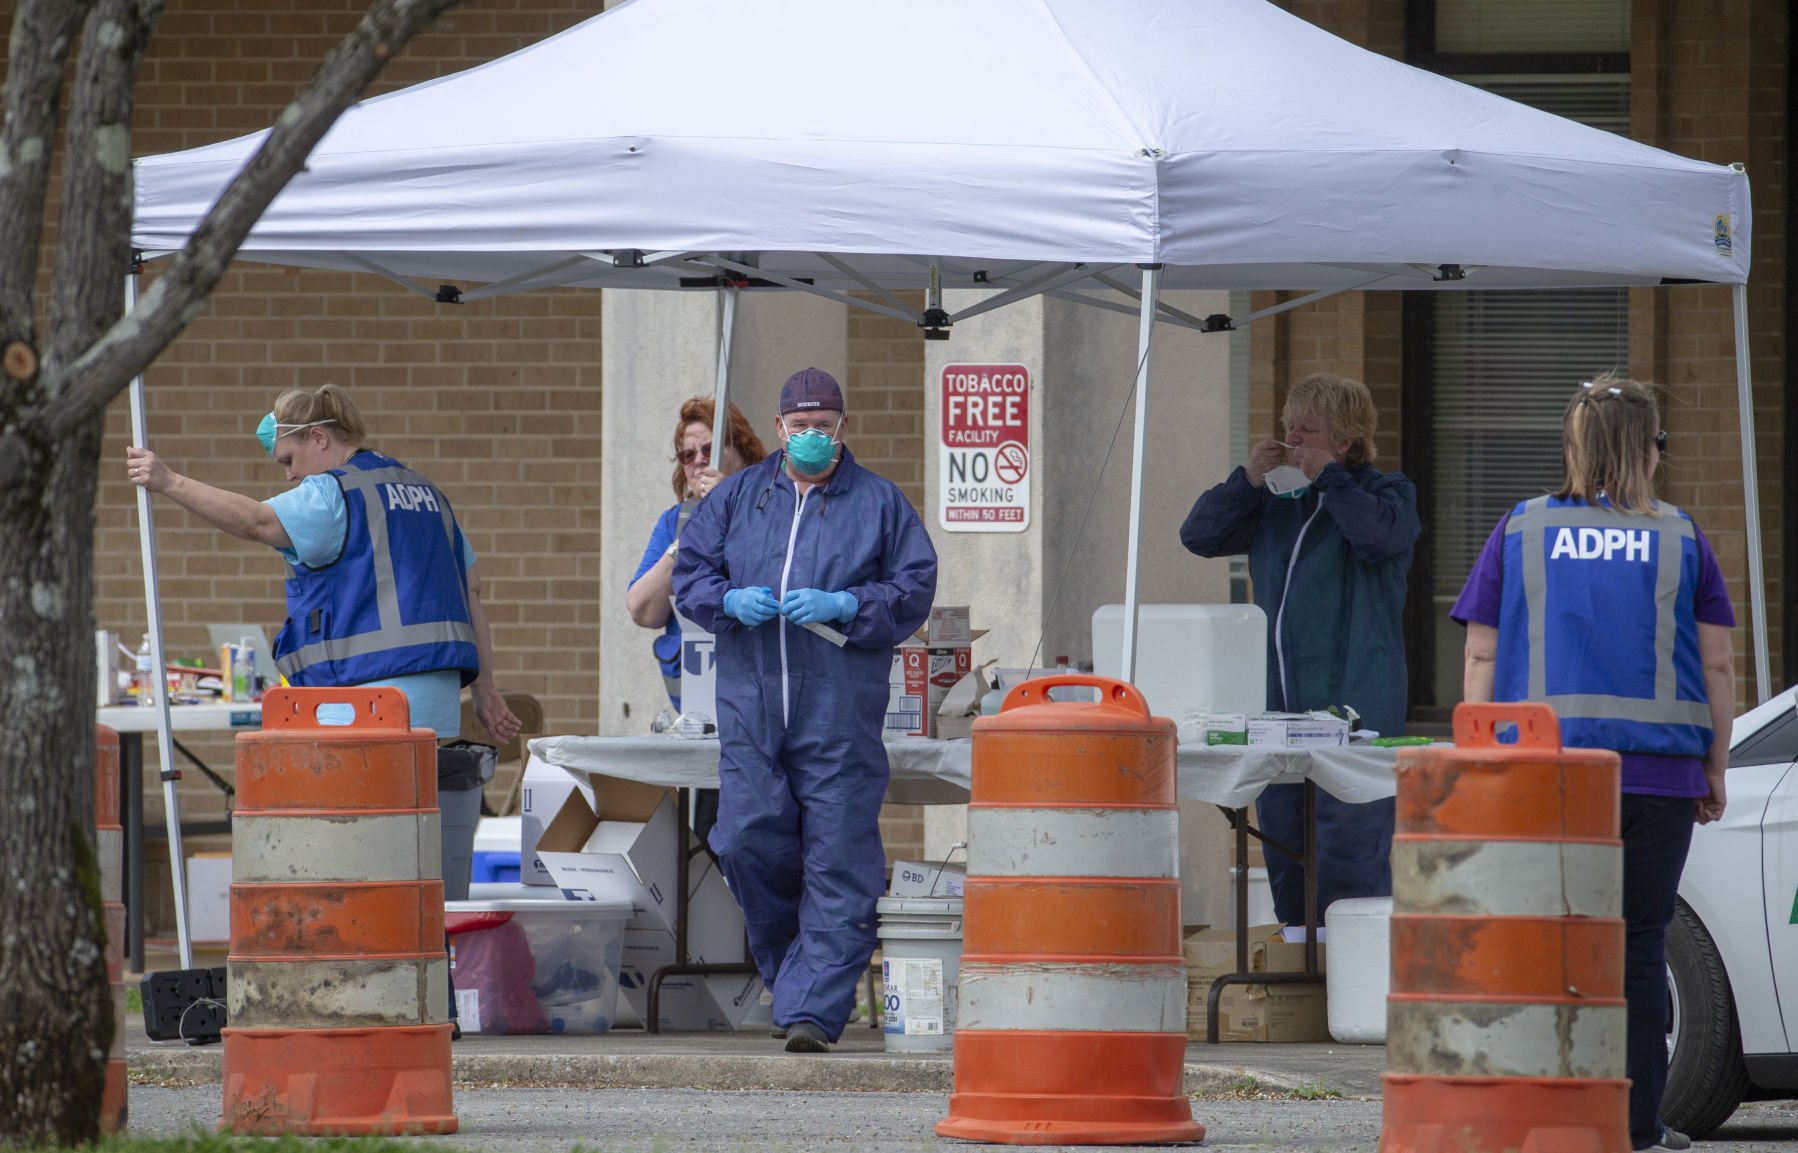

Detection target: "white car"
[1665, 685, 1798, 1135]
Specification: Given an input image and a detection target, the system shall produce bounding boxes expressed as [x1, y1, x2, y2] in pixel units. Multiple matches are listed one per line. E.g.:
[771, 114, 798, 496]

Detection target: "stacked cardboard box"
[885, 607, 983, 739]
[1183, 924, 1329, 1042]
[532, 772, 761, 1030]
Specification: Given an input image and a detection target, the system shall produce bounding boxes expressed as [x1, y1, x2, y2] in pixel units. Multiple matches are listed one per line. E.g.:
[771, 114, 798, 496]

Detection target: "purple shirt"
[1450, 509, 1735, 797]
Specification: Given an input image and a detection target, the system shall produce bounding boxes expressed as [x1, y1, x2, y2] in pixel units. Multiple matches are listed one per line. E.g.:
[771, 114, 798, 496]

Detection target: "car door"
[1763, 759, 1798, 1052]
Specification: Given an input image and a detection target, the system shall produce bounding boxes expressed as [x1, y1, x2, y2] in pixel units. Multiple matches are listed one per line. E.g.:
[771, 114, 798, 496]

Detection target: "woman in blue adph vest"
[127, 384, 523, 1038]
[127, 383, 521, 746]
[626, 396, 765, 847]
[1452, 372, 1734, 1153]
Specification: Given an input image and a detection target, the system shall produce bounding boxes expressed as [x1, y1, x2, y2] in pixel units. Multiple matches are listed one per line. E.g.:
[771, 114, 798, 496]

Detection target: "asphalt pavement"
[127, 1011, 1386, 1099]
[125, 1015, 1798, 1151]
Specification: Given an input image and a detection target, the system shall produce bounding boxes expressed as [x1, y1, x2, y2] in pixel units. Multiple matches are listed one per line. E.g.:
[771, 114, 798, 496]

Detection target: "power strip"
[141, 966, 227, 1045]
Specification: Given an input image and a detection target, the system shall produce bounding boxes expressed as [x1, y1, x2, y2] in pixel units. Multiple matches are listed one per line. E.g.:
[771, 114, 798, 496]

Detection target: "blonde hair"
[1555, 372, 1662, 514]
[1282, 373, 1378, 467]
[273, 383, 368, 448]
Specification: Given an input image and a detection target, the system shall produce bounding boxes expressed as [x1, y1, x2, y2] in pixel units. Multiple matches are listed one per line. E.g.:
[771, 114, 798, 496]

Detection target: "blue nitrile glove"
[722, 586, 780, 627]
[781, 588, 858, 626]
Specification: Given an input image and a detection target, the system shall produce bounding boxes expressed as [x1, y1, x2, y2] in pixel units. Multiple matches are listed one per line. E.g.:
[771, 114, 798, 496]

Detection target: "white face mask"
[1264, 465, 1311, 499]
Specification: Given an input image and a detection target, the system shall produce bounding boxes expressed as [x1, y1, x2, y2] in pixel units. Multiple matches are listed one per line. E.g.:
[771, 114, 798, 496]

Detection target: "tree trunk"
[0, 412, 113, 1147]
[0, 0, 463, 1136]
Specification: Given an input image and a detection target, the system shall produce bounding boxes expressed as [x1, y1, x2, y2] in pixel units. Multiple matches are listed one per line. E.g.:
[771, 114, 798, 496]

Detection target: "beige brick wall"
[89, 4, 609, 851]
[1630, 0, 1788, 703]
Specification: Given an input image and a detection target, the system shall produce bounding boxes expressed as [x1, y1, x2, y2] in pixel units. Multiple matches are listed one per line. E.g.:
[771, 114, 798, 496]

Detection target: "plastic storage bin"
[446, 897, 631, 1034]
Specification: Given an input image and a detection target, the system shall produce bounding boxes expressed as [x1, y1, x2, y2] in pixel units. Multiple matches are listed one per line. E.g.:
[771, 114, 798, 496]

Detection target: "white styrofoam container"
[1091, 603, 1267, 722]
[1324, 896, 1392, 1044]
[446, 896, 632, 1035]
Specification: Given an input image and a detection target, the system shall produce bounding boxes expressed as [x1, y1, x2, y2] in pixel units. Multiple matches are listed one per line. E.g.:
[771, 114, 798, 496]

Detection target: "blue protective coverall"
[673, 448, 937, 1038]
[1180, 461, 1419, 924]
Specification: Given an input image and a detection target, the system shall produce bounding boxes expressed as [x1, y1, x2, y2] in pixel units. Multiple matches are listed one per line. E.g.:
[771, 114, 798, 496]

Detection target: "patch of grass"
[1290, 1080, 1343, 1100]
[125, 986, 143, 1014]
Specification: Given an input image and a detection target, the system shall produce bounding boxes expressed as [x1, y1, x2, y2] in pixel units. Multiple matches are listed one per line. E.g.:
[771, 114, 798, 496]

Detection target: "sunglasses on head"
[677, 443, 714, 466]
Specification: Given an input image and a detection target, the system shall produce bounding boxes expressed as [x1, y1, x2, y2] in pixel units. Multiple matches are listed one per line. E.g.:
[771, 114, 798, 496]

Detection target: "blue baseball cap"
[778, 368, 844, 415]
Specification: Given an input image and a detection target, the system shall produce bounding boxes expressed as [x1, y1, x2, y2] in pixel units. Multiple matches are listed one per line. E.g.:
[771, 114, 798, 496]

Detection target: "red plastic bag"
[448, 915, 549, 1034]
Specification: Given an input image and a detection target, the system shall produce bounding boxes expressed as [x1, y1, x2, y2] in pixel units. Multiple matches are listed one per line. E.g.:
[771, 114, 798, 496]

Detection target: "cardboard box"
[1203, 714, 1248, 745]
[519, 754, 580, 886]
[534, 776, 688, 930]
[1184, 925, 1327, 1039]
[185, 853, 233, 942]
[926, 606, 971, 645]
[888, 860, 966, 898]
[1246, 713, 1349, 747]
[885, 628, 986, 739]
[674, 610, 716, 722]
[1212, 981, 1330, 1042]
[613, 851, 761, 1031]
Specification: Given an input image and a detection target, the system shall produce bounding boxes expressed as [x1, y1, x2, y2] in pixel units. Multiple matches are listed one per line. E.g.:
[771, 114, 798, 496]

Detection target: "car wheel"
[1662, 898, 1752, 1138]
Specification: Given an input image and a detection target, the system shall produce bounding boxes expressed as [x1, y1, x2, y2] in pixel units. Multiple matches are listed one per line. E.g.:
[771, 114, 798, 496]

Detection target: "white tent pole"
[1731, 282, 1770, 704]
[710, 285, 738, 470]
[1120, 264, 1163, 685]
[125, 271, 195, 970]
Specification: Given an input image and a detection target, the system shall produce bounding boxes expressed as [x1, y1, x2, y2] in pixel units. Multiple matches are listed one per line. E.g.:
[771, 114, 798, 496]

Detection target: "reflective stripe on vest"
[275, 458, 477, 682]
[1504, 496, 1709, 732]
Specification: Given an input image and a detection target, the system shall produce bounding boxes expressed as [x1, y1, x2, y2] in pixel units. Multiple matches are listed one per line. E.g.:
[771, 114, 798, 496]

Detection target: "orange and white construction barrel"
[221, 687, 456, 1136]
[96, 724, 128, 1134]
[1380, 702, 1627, 1153]
[937, 673, 1204, 1146]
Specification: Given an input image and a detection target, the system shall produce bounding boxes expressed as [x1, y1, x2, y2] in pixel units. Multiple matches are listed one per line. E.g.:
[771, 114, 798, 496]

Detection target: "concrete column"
[920, 286, 1244, 930]
[598, 290, 846, 735]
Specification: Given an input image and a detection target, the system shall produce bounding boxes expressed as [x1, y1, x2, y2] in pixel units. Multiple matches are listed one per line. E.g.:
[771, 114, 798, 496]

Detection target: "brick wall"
[88, 1, 608, 851]
[1630, 0, 1789, 701]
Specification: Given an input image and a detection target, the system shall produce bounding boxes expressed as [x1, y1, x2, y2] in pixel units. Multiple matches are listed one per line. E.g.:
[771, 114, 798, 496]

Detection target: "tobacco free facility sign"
[939, 363, 1031, 533]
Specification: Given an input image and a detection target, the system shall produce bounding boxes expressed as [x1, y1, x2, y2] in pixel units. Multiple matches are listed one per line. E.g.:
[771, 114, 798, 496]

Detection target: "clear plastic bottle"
[232, 638, 256, 704]
[134, 634, 156, 706]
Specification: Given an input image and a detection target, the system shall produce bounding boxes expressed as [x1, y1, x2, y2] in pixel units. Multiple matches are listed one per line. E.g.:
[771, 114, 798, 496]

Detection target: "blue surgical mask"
[783, 421, 840, 475]
[255, 413, 336, 455]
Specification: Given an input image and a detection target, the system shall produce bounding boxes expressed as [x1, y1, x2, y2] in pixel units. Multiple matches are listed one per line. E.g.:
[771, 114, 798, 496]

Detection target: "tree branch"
[44, 0, 162, 373]
[39, 0, 465, 442]
[0, 1, 91, 373]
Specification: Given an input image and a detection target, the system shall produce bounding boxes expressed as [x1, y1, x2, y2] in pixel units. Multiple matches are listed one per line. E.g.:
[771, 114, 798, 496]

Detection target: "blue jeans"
[1255, 783, 1395, 926]
[1622, 793, 1696, 1149]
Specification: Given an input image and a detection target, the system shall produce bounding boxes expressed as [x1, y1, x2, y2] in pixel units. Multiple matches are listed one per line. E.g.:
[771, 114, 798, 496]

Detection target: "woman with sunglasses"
[1452, 372, 1734, 1153]
[626, 397, 767, 713]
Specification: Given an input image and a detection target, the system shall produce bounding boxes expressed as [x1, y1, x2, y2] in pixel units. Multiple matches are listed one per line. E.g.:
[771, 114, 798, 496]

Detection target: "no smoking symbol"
[994, 441, 1028, 485]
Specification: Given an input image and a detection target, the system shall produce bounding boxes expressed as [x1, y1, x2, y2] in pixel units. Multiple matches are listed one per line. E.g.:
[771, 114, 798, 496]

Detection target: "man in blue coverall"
[674, 367, 938, 1053]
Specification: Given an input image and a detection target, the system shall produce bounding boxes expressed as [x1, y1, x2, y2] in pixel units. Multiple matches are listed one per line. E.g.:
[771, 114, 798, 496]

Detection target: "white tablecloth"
[527, 734, 1402, 808]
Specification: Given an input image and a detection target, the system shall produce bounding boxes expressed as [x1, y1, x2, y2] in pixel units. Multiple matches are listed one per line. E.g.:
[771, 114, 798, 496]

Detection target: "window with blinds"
[1421, 72, 1631, 711]
[1435, 0, 1629, 54]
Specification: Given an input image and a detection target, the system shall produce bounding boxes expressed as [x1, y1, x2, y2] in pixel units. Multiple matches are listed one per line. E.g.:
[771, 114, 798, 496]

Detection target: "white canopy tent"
[128, 0, 1764, 955]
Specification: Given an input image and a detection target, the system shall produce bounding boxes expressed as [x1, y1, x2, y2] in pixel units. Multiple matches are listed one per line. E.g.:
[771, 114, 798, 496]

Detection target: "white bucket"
[877, 896, 963, 1052]
[1325, 896, 1392, 1044]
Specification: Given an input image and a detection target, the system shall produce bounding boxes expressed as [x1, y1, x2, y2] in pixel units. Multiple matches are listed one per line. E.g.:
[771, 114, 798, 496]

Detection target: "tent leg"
[125, 272, 195, 970]
[1731, 283, 1770, 704]
[709, 286, 739, 470]
[1120, 265, 1163, 685]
